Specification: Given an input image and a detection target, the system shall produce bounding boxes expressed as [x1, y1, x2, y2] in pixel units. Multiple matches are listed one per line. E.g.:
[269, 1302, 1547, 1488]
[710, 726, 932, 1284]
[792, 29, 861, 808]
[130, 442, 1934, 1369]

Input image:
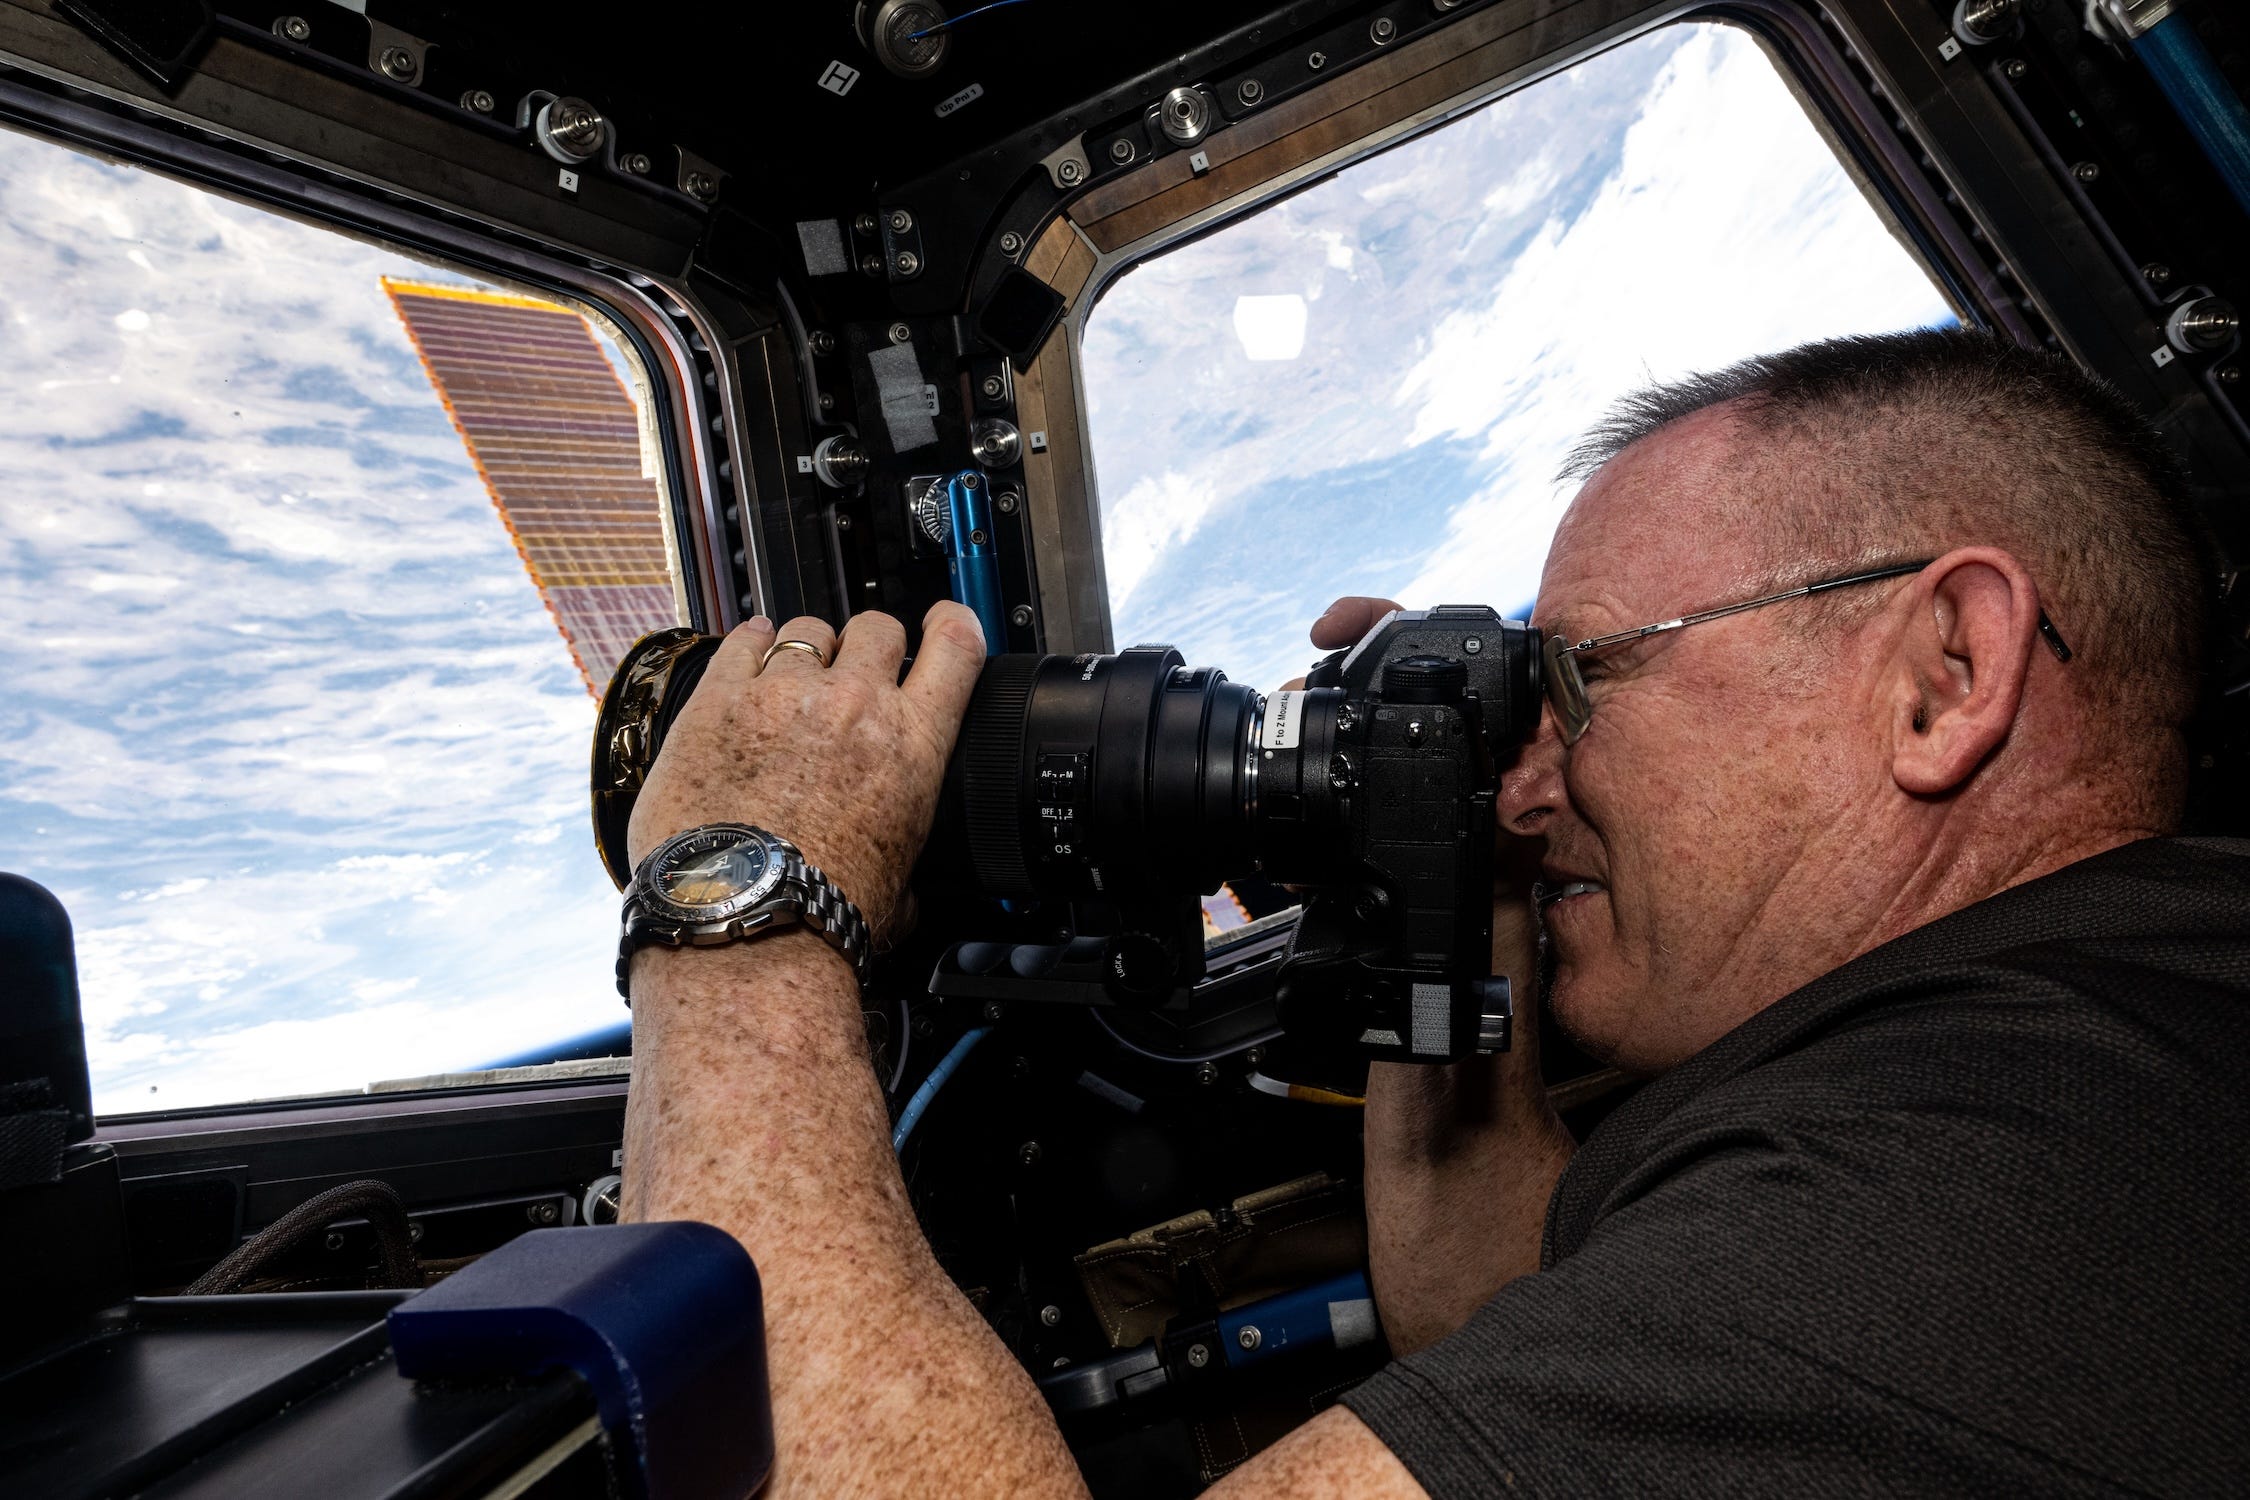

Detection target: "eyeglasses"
[1540, 559, 2074, 744]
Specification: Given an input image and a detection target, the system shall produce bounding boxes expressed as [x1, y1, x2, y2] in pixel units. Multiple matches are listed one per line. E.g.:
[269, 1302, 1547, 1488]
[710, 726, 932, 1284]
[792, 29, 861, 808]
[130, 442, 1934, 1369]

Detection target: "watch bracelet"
[615, 841, 873, 1000]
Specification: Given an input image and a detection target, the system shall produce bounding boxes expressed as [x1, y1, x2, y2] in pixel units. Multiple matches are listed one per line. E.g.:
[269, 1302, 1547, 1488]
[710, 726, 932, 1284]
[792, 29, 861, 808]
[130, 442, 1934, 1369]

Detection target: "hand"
[624, 604, 987, 947]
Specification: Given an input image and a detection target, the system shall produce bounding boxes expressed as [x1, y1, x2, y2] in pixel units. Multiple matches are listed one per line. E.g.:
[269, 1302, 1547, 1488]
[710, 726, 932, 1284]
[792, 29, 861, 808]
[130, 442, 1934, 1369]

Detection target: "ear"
[1888, 547, 2046, 798]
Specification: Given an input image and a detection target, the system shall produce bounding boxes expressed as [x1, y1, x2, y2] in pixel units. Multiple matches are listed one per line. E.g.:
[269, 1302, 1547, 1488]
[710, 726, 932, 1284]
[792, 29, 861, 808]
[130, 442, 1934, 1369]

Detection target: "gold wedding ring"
[762, 637, 832, 669]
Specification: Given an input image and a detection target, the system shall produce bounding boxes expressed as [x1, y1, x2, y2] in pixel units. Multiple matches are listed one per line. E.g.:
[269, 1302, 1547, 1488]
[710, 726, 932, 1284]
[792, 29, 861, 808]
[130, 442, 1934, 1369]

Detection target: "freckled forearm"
[622, 935, 1086, 1499]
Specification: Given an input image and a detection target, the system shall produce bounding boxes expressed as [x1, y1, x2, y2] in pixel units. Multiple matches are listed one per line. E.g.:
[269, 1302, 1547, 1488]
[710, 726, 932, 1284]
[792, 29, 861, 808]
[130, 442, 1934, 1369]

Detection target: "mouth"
[1536, 872, 1607, 911]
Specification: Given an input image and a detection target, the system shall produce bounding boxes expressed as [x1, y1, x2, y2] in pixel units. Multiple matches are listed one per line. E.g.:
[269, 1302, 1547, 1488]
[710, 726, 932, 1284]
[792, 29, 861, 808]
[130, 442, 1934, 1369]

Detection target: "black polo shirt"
[1342, 836, 2250, 1497]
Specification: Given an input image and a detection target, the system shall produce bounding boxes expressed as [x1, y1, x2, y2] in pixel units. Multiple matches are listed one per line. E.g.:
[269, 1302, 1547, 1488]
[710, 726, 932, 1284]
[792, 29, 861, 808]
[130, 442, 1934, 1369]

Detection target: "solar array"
[385, 277, 677, 695]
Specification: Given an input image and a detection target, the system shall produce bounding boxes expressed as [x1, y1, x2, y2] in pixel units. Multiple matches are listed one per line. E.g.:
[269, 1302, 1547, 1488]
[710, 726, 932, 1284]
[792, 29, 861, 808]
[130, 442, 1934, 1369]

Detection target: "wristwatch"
[616, 823, 872, 999]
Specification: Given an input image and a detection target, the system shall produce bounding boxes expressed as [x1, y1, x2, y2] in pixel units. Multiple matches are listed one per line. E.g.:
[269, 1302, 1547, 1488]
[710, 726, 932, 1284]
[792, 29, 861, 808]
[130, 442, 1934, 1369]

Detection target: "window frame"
[998, 0, 2193, 659]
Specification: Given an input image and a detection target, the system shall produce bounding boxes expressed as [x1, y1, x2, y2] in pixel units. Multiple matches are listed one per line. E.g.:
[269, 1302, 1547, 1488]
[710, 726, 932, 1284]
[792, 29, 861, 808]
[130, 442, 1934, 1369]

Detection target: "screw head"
[1372, 17, 1396, 41]
[888, 208, 914, 233]
[1195, 1060, 1219, 1086]
[1237, 1324, 1262, 1350]
[1018, 1140, 1043, 1166]
[889, 321, 912, 345]
[860, 253, 887, 277]
[324, 1229, 346, 1252]
[1238, 78, 1265, 105]
[686, 171, 717, 201]
[275, 15, 311, 42]
[1058, 158, 1085, 185]
[2003, 58, 2028, 79]
[895, 250, 922, 276]
[983, 1001, 1005, 1021]
[981, 374, 1006, 398]
[1308, 50, 1327, 70]
[462, 88, 495, 113]
[2142, 262, 2173, 287]
[1011, 604, 1034, 628]
[996, 490, 1020, 514]
[1245, 1046, 1265, 1066]
[529, 1200, 561, 1225]
[2072, 160, 2100, 184]
[836, 514, 853, 531]
[810, 330, 838, 355]
[818, 392, 835, 413]
[408, 1221, 426, 1244]
[1040, 1304, 1063, 1327]
[968, 528, 988, 546]
[2220, 365, 2243, 385]
[1110, 138, 1135, 164]
[1186, 1343, 1211, 1368]
[854, 213, 879, 235]
[999, 231, 1024, 255]
[621, 152, 651, 175]
[379, 46, 418, 82]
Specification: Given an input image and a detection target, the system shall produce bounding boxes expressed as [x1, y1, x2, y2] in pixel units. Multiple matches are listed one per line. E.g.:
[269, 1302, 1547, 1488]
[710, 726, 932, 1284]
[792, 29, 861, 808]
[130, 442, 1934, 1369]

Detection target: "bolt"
[1000, 231, 1024, 255]
[983, 1001, 1005, 1021]
[1308, 50, 1327, 70]
[2142, 263, 2173, 287]
[895, 251, 922, 276]
[1058, 158, 1085, 185]
[860, 253, 887, 277]
[1463, 636, 1483, 654]
[1372, 16, 1396, 42]
[913, 1010, 937, 1037]
[981, 374, 1006, 399]
[2003, 58, 2028, 80]
[1109, 138, 1135, 164]
[854, 213, 879, 235]
[621, 152, 652, 175]
[888, 208, 914, 233]
[1011, 605, 1034, 628]
[1237, 1324, 1262, 1350]
[529, 1200, 561, 1225]
[1019, 1140, 1043, 1166]
[462, 88, 495, 113]
[1186, 1343, 1211, 1368]
[968, 528, 988, 546]
[2072, 160, 2099, 184]
[274, 15, 310, 42]
[408, 1222, 426, 1244]
[1238, 78, 1265, 105]
[1246, 1047, 1265, 1067]
[686, 171, 717, 201]
[378, 46, 418, 83]
[889, 322, 912, 345]
[1195, 1060, 1219, 1086]
[324, 1230, 346, 1252]
[836, 514, 853, 531]
[2219, 365, 2242, 385]
[995, 490, 1020, 514]
[810, 331, 838, 355]
[818, 392, 835, 413]
[1040, 1304, 1063, 1327]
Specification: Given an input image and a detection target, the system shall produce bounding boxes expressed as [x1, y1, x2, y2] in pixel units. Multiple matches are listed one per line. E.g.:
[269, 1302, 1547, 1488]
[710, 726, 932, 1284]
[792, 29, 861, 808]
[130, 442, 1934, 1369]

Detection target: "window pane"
[1083, 22, 1955, 692]
[0, 127, 681, 1113]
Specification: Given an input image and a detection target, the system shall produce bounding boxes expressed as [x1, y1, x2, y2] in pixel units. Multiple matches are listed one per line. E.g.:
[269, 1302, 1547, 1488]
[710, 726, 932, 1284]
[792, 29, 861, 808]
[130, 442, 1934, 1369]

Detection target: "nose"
[1499, 702, 1569, 836]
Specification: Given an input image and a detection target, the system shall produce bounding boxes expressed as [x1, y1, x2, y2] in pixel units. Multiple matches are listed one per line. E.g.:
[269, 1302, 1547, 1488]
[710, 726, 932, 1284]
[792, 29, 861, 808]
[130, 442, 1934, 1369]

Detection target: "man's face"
[1510, 410, 1886, 1072]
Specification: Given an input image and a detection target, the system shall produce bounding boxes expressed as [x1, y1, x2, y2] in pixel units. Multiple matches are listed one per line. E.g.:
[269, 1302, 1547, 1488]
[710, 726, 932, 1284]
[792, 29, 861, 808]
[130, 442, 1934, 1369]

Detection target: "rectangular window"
[0, 125, 682, 1113]
[1082, 22, 1955, 692]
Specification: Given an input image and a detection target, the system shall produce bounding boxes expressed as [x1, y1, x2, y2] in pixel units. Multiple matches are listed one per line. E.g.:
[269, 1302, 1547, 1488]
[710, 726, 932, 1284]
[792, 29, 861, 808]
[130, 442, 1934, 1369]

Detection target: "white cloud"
[1082, 22, 1952, 671]
[0, 123, 649, 1112]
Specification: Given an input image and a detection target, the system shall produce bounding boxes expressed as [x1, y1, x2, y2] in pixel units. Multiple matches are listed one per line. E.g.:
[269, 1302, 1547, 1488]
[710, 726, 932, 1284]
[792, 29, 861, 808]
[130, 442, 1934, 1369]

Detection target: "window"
[0, 125, 683, 1113]
[1083, 22, 1956, 693]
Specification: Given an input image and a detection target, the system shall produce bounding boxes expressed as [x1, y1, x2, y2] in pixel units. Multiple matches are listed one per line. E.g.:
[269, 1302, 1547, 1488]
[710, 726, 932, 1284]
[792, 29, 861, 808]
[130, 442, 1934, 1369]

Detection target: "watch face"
[646, 825, 783, 920]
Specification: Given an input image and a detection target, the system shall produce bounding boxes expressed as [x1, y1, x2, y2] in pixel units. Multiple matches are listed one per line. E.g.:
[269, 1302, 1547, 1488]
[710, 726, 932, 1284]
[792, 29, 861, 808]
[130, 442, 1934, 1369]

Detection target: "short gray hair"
[1561, 328, 2215, 744]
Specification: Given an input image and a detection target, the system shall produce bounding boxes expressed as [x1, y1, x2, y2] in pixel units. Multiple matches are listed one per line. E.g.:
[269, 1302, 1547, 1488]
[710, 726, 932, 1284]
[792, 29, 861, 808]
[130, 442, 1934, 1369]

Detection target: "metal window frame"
[1003, 0, 2249, 656]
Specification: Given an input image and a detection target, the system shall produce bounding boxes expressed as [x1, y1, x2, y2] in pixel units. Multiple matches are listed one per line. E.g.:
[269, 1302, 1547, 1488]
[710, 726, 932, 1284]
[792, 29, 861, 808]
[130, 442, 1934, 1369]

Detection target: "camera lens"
[954, 647, 1276, 899]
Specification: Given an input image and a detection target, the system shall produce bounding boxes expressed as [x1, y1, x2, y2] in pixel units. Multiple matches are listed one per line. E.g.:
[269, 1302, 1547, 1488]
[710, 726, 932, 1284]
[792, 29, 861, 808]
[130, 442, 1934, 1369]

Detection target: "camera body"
[592, 606, 1543, 1065]
[1275, 606, 1537, 1061]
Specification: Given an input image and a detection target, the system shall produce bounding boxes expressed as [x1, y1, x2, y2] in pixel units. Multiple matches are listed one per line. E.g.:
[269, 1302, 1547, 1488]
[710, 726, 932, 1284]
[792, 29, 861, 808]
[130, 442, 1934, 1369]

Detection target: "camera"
[592, 606, 1544, 1064]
